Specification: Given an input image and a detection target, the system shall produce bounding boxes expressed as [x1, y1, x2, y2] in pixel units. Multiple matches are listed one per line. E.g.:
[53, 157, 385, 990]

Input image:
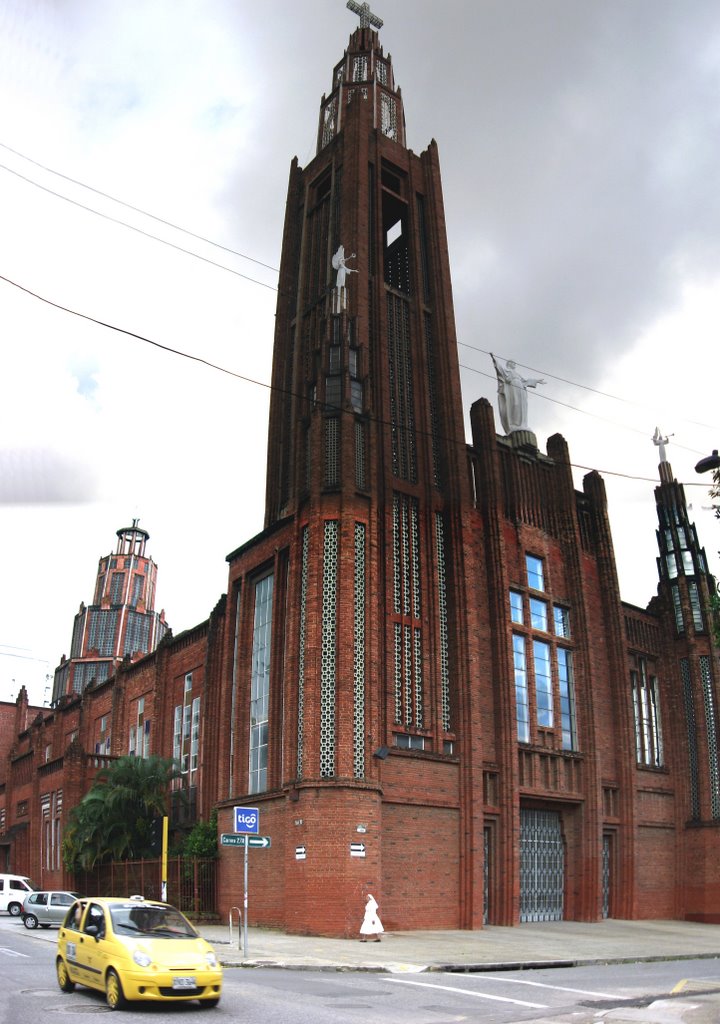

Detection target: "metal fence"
[76, 857, 217, 917]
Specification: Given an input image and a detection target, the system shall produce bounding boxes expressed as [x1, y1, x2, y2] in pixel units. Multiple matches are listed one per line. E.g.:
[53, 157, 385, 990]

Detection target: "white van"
[0, 874, 36, 916]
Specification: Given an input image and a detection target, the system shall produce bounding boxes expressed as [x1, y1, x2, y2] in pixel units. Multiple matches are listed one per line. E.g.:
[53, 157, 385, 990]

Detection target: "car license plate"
[172, 976, 196, 989]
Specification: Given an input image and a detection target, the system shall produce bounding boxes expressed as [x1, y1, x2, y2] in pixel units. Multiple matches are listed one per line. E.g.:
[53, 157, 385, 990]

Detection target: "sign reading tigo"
[221, 833, 271, 849]
[234, 805, 260, 834]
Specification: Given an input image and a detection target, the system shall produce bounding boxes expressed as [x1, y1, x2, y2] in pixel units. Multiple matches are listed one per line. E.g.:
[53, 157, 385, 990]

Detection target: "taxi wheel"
[23, 914, 38, 929]
[56, 957, 75, 993]
[105, 969, 128, 1011]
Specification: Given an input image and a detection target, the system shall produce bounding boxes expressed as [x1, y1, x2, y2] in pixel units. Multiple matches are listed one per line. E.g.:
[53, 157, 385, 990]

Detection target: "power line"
[459, 362, 711, 460]
[1, 270, 710, 491]
[0, 271, 273, 392]
[2, 141, 717, 449]
[459, 342, 718, 433]
[0, 159, 278, 294]
[0, 140, 280, 274]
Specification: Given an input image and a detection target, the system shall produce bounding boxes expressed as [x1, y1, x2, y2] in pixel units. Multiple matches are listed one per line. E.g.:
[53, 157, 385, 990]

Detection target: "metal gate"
[602, 834, 611, 918]
[483, 827, 490, 925]
[520, 808, 564, 922]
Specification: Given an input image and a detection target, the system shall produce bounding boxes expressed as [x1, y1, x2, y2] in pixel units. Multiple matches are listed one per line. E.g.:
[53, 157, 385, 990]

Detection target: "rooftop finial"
[347, 0, 383, 30]
[652, 426, 671, 464]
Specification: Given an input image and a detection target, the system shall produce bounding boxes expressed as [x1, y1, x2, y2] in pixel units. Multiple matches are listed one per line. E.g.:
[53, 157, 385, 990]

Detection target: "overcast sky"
[1, 0, 719, 706]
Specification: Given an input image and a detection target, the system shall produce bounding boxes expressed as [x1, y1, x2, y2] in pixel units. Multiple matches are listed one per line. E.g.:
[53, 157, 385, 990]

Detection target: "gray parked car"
[22, 890, 82, 929]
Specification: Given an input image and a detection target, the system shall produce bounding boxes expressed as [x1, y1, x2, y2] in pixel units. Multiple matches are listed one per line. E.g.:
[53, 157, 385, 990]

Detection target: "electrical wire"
[0, 161, 279, 293]
[459, 341, 717, 432]
[2, 141, 717, 450]
[0, 140, 279, 274]
[459, 363, 712, 460]
[1, 270, 713, 490]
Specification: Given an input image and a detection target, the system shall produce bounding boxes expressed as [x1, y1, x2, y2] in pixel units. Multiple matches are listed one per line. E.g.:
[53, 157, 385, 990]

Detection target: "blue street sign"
[234, 805, 260, 834]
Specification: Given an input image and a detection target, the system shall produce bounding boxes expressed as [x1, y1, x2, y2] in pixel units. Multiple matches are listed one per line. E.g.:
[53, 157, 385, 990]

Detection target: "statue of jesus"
[490, 353, 545, 435]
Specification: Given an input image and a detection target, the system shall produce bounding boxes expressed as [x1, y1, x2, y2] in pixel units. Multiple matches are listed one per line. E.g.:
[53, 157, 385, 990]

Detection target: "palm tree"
[63, 755, 181, 872]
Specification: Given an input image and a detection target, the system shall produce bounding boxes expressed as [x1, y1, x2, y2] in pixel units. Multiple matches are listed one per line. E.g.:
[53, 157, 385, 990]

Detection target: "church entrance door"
[519, 808, 564, 922]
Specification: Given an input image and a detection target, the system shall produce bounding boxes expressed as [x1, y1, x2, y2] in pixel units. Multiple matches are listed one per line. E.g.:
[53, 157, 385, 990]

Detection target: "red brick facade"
[1, 22, 719, 935]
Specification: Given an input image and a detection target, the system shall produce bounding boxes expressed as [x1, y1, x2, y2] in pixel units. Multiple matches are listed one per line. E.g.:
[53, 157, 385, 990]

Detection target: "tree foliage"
[181, 809, 219, 859]
[62, 755, 181, 873]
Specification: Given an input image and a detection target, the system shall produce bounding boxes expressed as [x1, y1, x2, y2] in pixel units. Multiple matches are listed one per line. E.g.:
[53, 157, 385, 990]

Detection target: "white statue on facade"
[490, 353, 545, 435]
[332, 245, 357, 290]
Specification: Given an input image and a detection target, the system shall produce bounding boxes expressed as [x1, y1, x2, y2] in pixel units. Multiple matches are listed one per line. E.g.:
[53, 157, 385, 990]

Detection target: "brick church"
[1, 8, 719, 936]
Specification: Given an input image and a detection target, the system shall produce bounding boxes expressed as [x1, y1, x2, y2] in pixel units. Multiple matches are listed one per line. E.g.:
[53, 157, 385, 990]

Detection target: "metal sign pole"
[243, 838, 249, 959]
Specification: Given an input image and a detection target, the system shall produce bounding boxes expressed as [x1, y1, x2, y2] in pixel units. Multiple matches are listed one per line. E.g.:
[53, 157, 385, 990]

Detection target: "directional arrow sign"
[246, 836, 271, 848]
[221, 833, 271, 848]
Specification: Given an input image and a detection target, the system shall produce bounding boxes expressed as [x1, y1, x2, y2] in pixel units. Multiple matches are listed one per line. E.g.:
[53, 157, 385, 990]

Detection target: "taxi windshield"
[109, 904, 197, 939]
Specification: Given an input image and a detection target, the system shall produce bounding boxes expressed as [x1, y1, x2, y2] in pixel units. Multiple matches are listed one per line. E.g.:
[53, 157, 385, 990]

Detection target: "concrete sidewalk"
[200, 918, 720, 974]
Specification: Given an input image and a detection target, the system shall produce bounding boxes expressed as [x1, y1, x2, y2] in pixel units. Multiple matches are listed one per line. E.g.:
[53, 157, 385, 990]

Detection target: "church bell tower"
[264, 3, 474, 774]
[224, 4, 479, 935]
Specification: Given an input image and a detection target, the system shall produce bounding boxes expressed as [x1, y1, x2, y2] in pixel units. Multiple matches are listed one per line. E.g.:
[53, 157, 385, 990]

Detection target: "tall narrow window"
[190, 697, 201, 772]
[557, 649, 577, 751]
[681, 658, 700, 819]
[631, 658, 663, 767]
[700, 655, 720, 819]
[513, 635, 530, 742]
[174, 672, 199, 781]
[95, 715, 110, 755]
[391, 494, 423, 728]
[513, 554, 578, 750]
[671, 585, 684, 633]
[249, 574, 274, 794]
[173, 706, 182, 770]
[688, 581, 704, 631]
[533, 640, 553, 727]
[128, 697, 149, 758]
[110, 572, 125, 604]
[320, 523, 338, 777]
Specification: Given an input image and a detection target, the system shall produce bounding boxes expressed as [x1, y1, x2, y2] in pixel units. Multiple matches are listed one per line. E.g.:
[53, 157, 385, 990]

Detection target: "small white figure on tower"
[652, 426, 672, 463]
[332, 245, 358, 291]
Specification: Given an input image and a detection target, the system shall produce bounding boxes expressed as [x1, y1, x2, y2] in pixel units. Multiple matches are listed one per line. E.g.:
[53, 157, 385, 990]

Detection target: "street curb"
[219, 950, 720, 973]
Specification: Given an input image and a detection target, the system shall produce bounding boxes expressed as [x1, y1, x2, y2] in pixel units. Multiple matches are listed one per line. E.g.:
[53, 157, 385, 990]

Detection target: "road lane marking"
[478, 974, 618, 998]
[0, 947, 30, 958]
[385, 977, 547, 1008]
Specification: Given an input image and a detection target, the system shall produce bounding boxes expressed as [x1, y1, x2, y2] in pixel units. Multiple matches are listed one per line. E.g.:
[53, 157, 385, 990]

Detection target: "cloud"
[0, 448, 97, 504]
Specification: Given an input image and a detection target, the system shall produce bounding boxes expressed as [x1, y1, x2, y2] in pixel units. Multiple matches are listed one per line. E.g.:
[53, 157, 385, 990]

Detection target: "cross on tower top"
[346, 0, 383, 30]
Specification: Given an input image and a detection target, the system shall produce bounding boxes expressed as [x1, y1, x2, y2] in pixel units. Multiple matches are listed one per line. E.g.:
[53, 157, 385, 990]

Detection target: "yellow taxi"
[56, 895, 222, 1010]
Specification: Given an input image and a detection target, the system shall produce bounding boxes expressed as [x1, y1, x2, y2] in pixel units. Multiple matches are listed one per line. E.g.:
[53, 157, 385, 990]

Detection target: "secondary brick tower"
[51, 520, 168, 704]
